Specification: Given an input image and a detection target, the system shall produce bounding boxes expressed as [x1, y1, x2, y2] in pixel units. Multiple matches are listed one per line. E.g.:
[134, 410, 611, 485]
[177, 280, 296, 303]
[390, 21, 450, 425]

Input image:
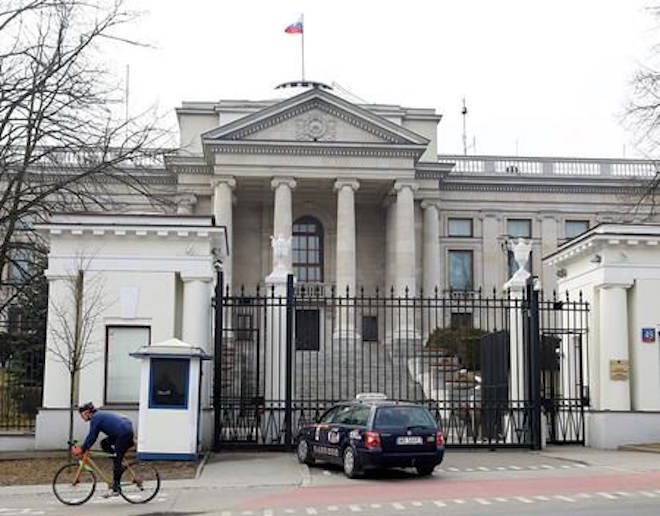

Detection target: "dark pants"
[101, 431, 134, 491]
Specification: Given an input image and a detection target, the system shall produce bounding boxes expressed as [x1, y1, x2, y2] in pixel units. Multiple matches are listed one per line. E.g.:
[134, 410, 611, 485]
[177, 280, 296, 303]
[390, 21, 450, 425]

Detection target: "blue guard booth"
[130, 338, 211, 460]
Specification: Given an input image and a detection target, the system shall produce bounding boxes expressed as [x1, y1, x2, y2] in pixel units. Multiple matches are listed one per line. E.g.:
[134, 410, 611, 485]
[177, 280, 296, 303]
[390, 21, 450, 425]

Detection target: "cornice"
[206, 142, 423, 159]
[440, 181, 643, 195]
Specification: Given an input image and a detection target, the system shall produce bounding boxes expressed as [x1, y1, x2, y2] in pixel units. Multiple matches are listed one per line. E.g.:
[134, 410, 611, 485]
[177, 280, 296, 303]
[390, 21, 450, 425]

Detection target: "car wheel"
[342, 447, 361, 478]
[296, 439, 315, 465]
[416, 464, 435, 477]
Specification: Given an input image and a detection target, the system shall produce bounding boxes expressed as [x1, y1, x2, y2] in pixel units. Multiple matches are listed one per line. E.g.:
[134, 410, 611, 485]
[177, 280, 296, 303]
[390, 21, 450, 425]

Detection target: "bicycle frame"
[72, 450, 137, 489]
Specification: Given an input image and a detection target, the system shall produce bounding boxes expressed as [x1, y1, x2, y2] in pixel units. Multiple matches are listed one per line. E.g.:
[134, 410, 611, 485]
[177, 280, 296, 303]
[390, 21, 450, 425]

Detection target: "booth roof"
[130, 339, 212, 360]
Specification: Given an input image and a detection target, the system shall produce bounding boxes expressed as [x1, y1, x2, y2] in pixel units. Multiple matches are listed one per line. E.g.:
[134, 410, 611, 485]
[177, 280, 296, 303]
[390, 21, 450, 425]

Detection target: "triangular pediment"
[202, 89, 429, 146]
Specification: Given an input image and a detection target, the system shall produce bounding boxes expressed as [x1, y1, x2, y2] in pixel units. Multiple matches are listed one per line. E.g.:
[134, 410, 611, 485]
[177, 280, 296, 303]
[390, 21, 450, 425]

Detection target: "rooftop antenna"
[461, 97, 468, 155]
[331, 81, 368, 103]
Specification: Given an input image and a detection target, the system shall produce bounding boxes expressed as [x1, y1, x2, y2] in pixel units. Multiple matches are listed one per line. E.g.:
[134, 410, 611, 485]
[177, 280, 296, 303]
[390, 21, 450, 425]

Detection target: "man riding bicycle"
[72, 402, 135, 497]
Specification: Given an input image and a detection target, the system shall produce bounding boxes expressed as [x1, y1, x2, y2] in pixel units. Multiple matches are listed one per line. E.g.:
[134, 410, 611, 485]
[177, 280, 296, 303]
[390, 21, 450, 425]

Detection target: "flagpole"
[301, 13, 305, 81]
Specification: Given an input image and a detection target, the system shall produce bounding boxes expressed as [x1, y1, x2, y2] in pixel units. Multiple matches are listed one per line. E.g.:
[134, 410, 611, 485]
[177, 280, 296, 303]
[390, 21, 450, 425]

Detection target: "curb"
[195, 451, 210, 479]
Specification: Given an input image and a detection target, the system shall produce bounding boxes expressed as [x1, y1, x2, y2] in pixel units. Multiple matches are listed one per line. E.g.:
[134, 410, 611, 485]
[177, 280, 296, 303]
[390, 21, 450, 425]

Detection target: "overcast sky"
[115, 0, 655, 159]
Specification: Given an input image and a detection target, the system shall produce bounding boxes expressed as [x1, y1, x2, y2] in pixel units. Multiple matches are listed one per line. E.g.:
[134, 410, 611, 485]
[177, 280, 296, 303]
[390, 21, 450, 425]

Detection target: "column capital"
[334, 178, 360, 192]
[595, 281, 633, 290]
[211, 176, 236, 190]
[420, 200, 440, 211]
[392, 180, 419, 194]
[180, 273, 213, 283]
[271, 176, 297, 191]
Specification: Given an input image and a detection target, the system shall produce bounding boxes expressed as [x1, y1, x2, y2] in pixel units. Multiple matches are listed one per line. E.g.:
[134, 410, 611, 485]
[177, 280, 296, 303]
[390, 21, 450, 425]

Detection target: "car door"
[312, 405, 346, 462]
[323, 405, 355, 464]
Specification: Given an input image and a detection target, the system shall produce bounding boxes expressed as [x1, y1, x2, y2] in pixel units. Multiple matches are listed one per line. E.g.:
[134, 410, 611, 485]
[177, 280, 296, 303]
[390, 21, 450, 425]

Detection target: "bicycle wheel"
[119, 461, 160, 504]
[52, 463, 96, 505]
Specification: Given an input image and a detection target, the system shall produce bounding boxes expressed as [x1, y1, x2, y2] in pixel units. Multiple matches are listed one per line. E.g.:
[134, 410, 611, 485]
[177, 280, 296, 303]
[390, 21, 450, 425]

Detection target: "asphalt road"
[1, 449, 659, 515]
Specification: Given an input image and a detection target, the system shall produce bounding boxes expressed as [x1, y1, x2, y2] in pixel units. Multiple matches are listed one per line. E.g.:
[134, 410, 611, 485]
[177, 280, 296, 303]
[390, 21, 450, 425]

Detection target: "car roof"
[335, 399, 424, 408]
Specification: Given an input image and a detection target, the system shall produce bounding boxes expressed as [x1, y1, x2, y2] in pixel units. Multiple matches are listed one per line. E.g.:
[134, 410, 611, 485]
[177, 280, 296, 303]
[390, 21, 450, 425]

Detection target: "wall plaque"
[609, 359, 630, 381]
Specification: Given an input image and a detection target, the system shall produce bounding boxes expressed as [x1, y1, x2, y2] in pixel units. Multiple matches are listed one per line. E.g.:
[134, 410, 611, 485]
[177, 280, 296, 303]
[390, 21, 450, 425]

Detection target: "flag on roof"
[285, 16, 303, 34]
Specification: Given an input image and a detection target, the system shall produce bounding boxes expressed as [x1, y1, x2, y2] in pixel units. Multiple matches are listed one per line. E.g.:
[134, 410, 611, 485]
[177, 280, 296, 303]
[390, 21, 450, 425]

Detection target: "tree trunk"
[68, 371, 75, 459]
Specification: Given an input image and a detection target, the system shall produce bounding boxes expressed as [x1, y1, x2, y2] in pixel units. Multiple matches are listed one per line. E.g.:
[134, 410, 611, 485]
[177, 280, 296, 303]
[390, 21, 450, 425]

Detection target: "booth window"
[149, 358, 189, 409]
[105, 326, 150, 405]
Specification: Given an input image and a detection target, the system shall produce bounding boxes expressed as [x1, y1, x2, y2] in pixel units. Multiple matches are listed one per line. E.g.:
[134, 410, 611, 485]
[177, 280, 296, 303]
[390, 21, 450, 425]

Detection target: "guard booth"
[131, 338, 211, 460]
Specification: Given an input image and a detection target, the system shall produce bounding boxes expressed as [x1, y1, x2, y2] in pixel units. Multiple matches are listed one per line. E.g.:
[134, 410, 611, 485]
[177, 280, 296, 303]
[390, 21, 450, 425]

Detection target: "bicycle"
[52, 440, 160, 505]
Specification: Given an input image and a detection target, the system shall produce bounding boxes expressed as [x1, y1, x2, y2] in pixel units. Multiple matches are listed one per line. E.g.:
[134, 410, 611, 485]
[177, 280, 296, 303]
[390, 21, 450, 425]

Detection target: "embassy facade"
[25, 85, 660, 452]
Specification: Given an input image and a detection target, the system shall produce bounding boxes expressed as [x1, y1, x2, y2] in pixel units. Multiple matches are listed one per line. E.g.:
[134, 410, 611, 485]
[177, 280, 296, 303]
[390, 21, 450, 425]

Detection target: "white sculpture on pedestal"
[266, 234, 292, 282]
[504, 238, 532, 289]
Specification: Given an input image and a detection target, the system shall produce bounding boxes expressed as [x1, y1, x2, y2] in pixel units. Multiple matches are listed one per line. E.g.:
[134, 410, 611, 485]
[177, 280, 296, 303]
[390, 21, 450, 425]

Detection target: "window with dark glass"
[8, 247, 31, 286]
[292, 216, 323, 282]
[450, 312, 473, 329]
[448, 218, 473, 237]
[295, 309, 320, 351]
[565, 220, 589, 239]
[362, 315, 378, 342]
[448, 250, 473, 290]
[149, 357, 189, 409]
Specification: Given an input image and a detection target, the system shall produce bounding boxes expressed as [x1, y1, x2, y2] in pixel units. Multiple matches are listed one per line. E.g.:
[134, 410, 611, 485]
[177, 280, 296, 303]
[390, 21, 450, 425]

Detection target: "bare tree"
[48, 260, 105, 453]
[0, 0, 172, 314]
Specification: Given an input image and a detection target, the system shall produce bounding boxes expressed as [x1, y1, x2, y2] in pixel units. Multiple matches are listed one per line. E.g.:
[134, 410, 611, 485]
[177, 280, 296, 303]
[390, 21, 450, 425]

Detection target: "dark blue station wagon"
[295, 394, 445, 478]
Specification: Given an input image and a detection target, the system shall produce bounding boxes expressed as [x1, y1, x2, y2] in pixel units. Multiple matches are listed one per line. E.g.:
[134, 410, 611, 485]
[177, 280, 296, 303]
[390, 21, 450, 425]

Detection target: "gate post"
[526, 278, 542, 450]
[213, 263, 224, 451]
[284, 274, 294, 447]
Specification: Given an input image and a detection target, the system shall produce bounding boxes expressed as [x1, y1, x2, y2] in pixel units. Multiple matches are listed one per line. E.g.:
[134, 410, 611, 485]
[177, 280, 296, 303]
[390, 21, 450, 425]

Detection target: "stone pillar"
[334, 179, 360, 341]
[421, 201, 441, 296]
[598, 283, 632, 411]
[392, 180, 419, 342]
[212, 177, 236, 292]
[181, 275, 212, 406]
[481, 212, 501, 293]
[540, 214, 558, 295]
[384, 197, 396, 293]
[393, 181, 418, 296]
[270, 177, 297, 276]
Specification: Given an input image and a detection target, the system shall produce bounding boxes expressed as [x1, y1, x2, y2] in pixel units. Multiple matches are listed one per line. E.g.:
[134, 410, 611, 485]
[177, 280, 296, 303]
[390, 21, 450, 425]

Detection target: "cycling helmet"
[78, 402, 95, 414]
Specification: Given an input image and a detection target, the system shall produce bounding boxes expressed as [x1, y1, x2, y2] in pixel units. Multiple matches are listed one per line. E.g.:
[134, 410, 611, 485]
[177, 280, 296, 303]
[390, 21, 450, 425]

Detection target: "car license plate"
[396, 436, 423, 445]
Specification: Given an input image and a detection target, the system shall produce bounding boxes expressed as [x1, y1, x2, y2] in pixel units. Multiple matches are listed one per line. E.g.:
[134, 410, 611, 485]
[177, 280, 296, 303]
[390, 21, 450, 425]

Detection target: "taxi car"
[295, 394, 445, 478]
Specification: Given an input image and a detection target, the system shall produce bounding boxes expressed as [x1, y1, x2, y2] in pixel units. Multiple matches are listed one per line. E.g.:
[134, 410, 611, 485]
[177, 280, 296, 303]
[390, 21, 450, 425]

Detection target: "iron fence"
[214, 277, 589, 450]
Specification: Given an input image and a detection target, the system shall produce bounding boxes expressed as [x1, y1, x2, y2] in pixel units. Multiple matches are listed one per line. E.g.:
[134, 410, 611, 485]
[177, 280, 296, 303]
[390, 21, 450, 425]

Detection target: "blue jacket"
[82, 411, 133, 451]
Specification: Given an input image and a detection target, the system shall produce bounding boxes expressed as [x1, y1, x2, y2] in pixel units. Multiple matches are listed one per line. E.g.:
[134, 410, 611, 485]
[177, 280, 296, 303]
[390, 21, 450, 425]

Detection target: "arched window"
[292, 216, 324, 282]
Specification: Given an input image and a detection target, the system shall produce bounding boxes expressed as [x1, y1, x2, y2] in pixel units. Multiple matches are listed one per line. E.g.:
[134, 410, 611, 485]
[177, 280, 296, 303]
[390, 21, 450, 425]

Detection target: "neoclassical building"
[167, 86, 653, 296]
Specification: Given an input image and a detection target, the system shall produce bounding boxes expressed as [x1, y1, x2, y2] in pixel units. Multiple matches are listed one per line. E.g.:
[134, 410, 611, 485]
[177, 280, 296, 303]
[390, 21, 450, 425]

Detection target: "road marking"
[348, 505, 362, 512]
[433, 500, 446, 507]
[391, 502, 405, 510]
[495, 497, 509, 502]
[534, 496, 550, 501]
[369, 504, 381, 509]
[411, 501, 423, 507]
[575, 493, 593, 499]
[560, 465, 572, 469]
[540, 464, 554, 469]
[285, 510, 296, 514]
[305, 508, 318, 515]
[447, 467, 459, 472]
[639, 491, 658, 498]
[241, 511, 254, 515]
[464, 467, 474, 471]
[509, 465, 522, 470]
[555, 495, 576, 502]
[323, 470, 332, 476]
[477, 466, 490, 471]
[528, 465, 538, 470]
[614, 492, 632, 497]
[475, 498, 491, 505]
[327, 506, 339, 511]
[453, 499, 466, 504]
[515, 496, 533, 504]
[496, 466, 506, 471]
[596, 492, 617, 500]
[220, 511, 231, 516]
[263, 510, 274, 516]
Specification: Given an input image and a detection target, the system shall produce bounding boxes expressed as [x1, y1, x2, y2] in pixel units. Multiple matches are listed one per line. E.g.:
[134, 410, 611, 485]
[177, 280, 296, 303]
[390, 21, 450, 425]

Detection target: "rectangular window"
[295, 309, 320, 351]
[448, 250, 473, 291]
[565, 220, 589, 239]
[105, 326, 150, 404]
[362, 315, 378, 342]
[149, 358, 189, 409]
[8, 247, 32, 286]
[450, 312, 473, 329]
[507, 219, 532, 238]
[448, 218, 473, 237]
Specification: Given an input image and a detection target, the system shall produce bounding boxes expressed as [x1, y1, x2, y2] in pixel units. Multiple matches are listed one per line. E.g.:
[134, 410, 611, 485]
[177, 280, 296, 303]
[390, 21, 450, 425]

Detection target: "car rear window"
[373, 406, 436, 429]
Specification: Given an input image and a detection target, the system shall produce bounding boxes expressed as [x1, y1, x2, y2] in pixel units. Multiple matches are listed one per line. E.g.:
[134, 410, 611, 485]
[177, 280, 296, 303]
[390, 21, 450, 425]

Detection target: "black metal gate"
[213, 275, 589, 449]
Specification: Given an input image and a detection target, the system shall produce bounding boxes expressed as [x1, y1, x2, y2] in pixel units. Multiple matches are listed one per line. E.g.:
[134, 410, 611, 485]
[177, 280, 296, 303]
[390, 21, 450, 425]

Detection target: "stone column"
[384, 197, 397, 293]
[212, 177, 236, 292]
[334, 179, 360, 340]
[393, 181, 418, 296]
[269, 177, 297, 278]
[421, 201, 441, 296]
[540, 214, 558, 295]
[181, 275, 212, 406]
[392, 180, 419, 342]
[481, 212, 502, 293]
[597, 283, 632, 411]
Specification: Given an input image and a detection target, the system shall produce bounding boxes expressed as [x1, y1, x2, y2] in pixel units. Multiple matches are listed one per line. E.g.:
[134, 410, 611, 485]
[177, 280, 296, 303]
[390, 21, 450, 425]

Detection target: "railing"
[438, 154, 659, 178]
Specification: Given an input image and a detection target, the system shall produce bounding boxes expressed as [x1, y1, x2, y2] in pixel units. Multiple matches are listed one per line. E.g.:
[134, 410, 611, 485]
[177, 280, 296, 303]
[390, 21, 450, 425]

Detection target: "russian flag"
[285, 16, 303, 34]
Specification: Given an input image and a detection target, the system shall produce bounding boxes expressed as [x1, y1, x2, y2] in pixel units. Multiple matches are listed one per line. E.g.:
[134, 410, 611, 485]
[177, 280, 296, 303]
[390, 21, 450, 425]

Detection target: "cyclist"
[72, 402, 134, 497]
